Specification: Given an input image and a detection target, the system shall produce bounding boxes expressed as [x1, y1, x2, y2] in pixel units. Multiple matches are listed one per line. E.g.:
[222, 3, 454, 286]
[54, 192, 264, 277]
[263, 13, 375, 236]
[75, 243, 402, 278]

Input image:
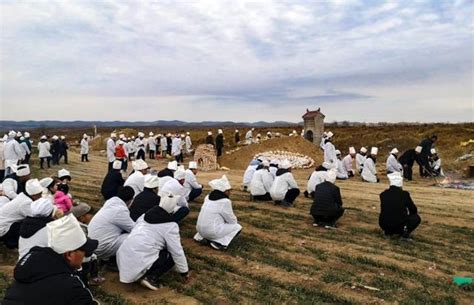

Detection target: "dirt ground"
[1, 126, 473, 304]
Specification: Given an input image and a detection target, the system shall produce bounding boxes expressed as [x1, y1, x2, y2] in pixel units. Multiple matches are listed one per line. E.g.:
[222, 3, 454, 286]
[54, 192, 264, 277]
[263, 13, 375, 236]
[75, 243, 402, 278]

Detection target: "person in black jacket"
[418, 135, 437, 177]
[157, 161, 178, 178]
[3, 214, 99, 305]
[51, 136, 61, 165]
[398, 146, 422, 181]
[205, 131, 214, 147]
[310, 170, 344, 228]
[216, 129, 224, 157]
[234, 129, 240, 144]
[379, 173, 421, 239]
[59, 136, 69, 164]
[100, 160, 125, 200]
[129, 175, 161, 221]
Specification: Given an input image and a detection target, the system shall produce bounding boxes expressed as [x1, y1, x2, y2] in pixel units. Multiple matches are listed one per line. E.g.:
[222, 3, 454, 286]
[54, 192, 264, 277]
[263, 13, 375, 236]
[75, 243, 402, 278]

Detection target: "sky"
[1, 0, 473, 123]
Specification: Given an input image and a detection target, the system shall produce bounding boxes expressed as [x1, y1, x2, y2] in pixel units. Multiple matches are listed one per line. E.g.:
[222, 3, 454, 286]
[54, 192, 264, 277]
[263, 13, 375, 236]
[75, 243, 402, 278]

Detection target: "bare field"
[1, 124, 474, 304]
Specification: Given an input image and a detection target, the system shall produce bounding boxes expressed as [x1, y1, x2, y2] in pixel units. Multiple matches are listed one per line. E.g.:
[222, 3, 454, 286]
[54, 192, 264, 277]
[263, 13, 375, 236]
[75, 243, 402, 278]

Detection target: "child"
[54, 183, 73, 213]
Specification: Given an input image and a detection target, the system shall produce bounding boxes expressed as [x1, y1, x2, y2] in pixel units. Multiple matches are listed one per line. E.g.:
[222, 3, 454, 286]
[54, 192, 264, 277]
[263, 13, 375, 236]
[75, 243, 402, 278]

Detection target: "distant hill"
[0, 120, 300, 130]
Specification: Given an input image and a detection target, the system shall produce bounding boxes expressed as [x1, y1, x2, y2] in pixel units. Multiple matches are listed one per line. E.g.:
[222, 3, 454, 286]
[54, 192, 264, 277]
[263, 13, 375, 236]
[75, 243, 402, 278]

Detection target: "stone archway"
[304, 130, 314, 143]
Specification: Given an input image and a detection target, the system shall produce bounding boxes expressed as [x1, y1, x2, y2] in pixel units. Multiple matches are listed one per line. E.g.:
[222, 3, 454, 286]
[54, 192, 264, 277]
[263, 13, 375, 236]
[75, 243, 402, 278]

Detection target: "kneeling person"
[250, 160, 273, 201]
[310, 170, 344, 228]
[270, 160, 300, 207]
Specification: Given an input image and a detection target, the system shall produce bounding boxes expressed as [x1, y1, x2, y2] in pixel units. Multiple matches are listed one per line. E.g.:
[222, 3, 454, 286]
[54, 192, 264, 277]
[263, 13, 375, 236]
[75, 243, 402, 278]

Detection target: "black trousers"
[80, 258, 99, 287]
[149, 150, 155, 160]
[0, 221, 22, 249]
[146, 249, 175, 280]
[137, 150, 145, 161]
[382, 214, 421, 238]
[59, 151, 68, 164]
[108, 162, 114, 172]
[253, 193, 272, 201]
[0, 170, 4, 183]
[284, 188, 300, 203]
[81, 154, 89, 162]
[52, 152, 59, 165]
[122, 160, 128, 172]
[40, 157, 51, 168]
[217, 147, 223, 157]
[22, 154, 31, 164]
[418, 155, 430, 177]
[312, 209, 345, 226]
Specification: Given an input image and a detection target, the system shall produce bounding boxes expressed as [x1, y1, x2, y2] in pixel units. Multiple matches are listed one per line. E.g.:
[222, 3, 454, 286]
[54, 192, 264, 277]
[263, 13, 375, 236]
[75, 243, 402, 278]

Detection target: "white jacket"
[160, 137, 167, 151]
[20, 142, 30, 157]
[2, 177, 19, 200]
[117, 216, 188, 283]
[147, 137, 156, 151]
[362, 157, 377, 183]
[269, 166, 278, 180]
[245, 130, 253, 141]
[124, 171, 145, 198]
[270, 172, 298, 201]
[250, 169, 273, 196]
[185, 136, 192, 153]
[127, 141, 136, 154]
[18, 226, 48, 260]
[183, 169, 202, 199]
[342, 154, 354, 174]
[4, 139, 23, 168]
[336, 159, 348, 179]
[37, 141, 51, 158]
[323, 142, 337, 168]
[195, 195, 242, 247]
[0, 192, 33, 237]
[355, 153, 366, 172]
[386, 154, 402, 173]
[159, 179, 188, 208]
[88, 196, 135, 259]
[106, 138, 116, 162]
[135, 138, 146, 152]
[0, 142, 5, 170]
[80, 138, 89, 154]
[307, 170, 327, 194]
[242, 164, 258, 186]
[171, 138, 181, 156]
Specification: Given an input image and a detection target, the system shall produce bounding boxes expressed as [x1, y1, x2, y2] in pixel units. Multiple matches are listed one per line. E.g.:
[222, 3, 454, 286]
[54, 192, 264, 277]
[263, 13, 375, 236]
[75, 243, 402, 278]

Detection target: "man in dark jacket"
[379, 173, 421, 239]
[216, 129, 224, 157]
[157, 161, 178, 178]
[234, 130, 240, 144]
[398, 146, 421, 181]
[2, 214, 99, 305]
[51, 136, 61, 165]
[129, 175, 161, 221]
[310, 170, 344, 228]
[100, 160, 125, 200]
[205, 131, 214, 147]
[418, 135, 437, 177]
[59, 136, 69, 164]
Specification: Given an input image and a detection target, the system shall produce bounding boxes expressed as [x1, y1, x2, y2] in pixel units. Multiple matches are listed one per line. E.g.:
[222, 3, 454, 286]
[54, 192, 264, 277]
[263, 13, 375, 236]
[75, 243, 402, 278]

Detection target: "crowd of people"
[0, 128, 443, 304]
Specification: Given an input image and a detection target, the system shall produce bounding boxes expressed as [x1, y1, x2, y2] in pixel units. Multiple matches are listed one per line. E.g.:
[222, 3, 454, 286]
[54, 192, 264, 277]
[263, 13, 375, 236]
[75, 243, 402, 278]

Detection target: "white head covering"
[371, 147, 378, 155]
[335, 150, 341, 155]
[207, 131, 212, 136]
[132, 159, 149, 171]
[189, 161, 198, 169]
[270, 159, 279, 165]
[326, 131, 334, 138]
[47, 214, 86, 254]
[261, 160, 270, 167]
[110, 132, 117, 138]
[16, 164, 30, 177]
[40, 135, 47, 140]
[322, 162, 331, 169]
[31, 197, 54, 217]
[149, 132, 154, 136]
[430, 148, 436, 154]
[360, 147, 367, 153]
[138, 132, 145, 137]
[167, 161, 178, 171]
[83, 134, 88, 138]
[24, 132, 30, 138]
[8, 130, 16, 137]
[112, 160, 122, 170]
[26, 179, 43, 196]
[209, 175, 232, 192]
[60, 135, 65, 140]
[415, 146, 422, 153]
[52, 135, 59, 140]
[280, 159, 292, 169]
[117, 140, 124, 145]
[16, 131, 22, 137]
[186, 132, 190, 135]
[144, 174, 160, 188]
[39, 177, 54, 188]
[218, 129, 223, 134]
[390, 148, 399, 154]
[388, 172, 403, 187]
[174, 168, 186, 180]
[180, 134, 185, 138]
[235, 129, 239, 133]
[159, 194, 181, 214]
[326, 169, 337, 184]
[349, 147, 356, 154]
[58, 169, 71, 179]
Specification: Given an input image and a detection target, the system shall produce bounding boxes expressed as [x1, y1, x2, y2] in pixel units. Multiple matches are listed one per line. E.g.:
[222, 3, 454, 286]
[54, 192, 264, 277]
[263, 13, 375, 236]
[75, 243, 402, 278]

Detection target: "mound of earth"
[220, 136, 323, 170]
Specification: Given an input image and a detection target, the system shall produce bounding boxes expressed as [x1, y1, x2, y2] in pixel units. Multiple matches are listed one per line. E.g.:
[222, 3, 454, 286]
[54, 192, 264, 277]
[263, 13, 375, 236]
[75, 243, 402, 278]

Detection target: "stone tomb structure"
[194, 144, 218, 171]
[302, 108, 325, 146]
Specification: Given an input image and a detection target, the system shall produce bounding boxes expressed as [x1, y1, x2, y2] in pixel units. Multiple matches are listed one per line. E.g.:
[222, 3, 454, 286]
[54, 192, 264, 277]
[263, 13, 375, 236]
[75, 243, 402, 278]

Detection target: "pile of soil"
[220, 136, 323, 170]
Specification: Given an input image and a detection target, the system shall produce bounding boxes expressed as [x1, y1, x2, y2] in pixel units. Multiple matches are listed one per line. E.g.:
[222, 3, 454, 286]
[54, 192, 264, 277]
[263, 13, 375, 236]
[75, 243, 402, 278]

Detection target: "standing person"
[342, 147, 356, 178]
[115, 140, 128, 171]
[166, 133, 173, 156]
[399, 146, 421, 181]
[386, 148, 402, 174]
[107, 133, 117, 171]
[101, 160, 125, 200]
[362, 147, 379, 183]
[4, 131, 23, 176]
[19, 137, 31, 165]
[355, 147, 367, 174]
[0, 136, 6, 182]
[419, 135, 437, 177]
[50, 135, 60, 165]
[310, 170, 344, 228]
[185, 132, 193, 155]
[379, 173, 421, 240]
[245, 128, 254, 144]
[250, 160, 273, 201]
[270, 160, 300, 207]
[148, 132, 156, 160]
[80, 134, 89, 162]
[135, 132, 146, 161]
[22, 132, 32, 164]
[216, 129, 224, 158]
[194, 175, 242, 250]
[2, 214, 100, 305]
[205, 131, 214, 147]
[319, 131, 328, 151]
[58, 136, 69, 165]
[323, 132, 337, 168]
[171, 134, 183, 164]
[38, 136, 51, 169]
[234, 130, 240, 144]
[127, 137, 136, 161]
[184, 161, 203, 202]
[160, 134, 168, 158]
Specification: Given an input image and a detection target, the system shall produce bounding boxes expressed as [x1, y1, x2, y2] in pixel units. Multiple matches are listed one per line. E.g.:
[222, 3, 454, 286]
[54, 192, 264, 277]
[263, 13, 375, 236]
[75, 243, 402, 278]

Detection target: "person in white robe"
[124, 160, 149, 197]
[335, 150, 348, 180]
[4, 131, 24, 176]
[135, 132, 146, 161]
[194, 175, 242, 250]
[80, 134, 89, 162]
[323, 132, 337, 168]
[185, 132, 193, 155]
[37, 135, 52, 169]
[2, 164, 31, 200]
[171, 135, 183, 163]
[160, 134, 168, 158]
[183, 161, 203, 202]
[305, 162, 330, 198]
[355, 147, 367, 174]
[107, 133, 117, 171]
[158, 168, 189, 223]
[429, 148, 443, 177]
[342, 147, 356, 178]
[319, 131, 328, 151]
[270, 160, 300, 207]
[362, 147, 379, 183]
[269, 159, 279, 180]
[147, 132, 157, 160]
[245, 128, 254, 144]
[386, 148, 403, 174]
[0, 135, 6, 179]
[250, 160, 274, 201]
[242, 159, 260, 191]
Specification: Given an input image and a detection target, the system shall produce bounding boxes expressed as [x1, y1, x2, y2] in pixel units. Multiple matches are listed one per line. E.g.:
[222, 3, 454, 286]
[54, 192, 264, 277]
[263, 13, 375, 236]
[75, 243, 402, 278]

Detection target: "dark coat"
[19, 217, 53, 239]
[129, 188, 161, 221]
[100, 170, 125, 200]
[4, 173, 25, 196]
[157, 168, 174, 178]
[379, 186, 418, 230]
[205, 135, 215, 146]
[235, 133, 240, 143]
[419, 138, 433, 156]
[59, 140, 69, 153]
[2, 247, 99, 305]
[216, 134, 224, 149]
[310, 181, 343, 217]
[399, 149, 419, 167]
[51, 140, 60, 154]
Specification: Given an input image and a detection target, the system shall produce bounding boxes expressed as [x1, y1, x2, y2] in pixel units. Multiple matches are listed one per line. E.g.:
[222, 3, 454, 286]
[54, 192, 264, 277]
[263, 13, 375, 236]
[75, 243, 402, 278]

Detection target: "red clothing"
[115, 145, 127, 159]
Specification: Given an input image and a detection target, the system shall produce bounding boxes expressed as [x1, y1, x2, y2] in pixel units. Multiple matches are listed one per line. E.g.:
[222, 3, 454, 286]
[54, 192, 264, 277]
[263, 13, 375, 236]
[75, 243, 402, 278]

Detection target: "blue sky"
[1, 0, 472, 122]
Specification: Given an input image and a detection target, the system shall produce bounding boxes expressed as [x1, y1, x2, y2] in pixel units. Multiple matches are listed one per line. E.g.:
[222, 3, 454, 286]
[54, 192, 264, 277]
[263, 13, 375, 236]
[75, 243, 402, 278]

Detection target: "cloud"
[0, 0, 472, 122]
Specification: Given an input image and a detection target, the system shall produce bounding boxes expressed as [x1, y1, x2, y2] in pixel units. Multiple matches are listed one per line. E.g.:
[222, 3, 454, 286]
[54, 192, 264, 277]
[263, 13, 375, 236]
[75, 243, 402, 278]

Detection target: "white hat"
[83, 134, 88, 138]
[138, 132, 145, 137]
[52, 135, 58, 140]
[431, 148, 437, 154]
[24, 132, 30, 138]
[270, 159, 279, 165]
[388, 172, 403, 187]
[251, 128, 255, 131]
[208, 131, 212, 136]
[322, 162, 331, 169]
[117, 140, 124, 145]
[149, 132, 154, 136]
[0, 137, 4, 142]
[131, 136, 136, 139]
[60, 135, 65, 140]
[349, 147, 356, 154]
[335, 150, 341, 155]
[189, 161, 198, 169]
[235, 129, 239, 133]
[280, 159, 292, 169]
[390, 148, 399, 154]
[415, 146, 422, 153]
[144, 174, 160, 188]
[159, 194, 181, 214]
[174, 168, 186, 180]
[39, 177, 54, 188]
[112, 160, 122, 170]
[47, 214, 97, 256]
[261, 160, 270, 167]
[132, 159, 149, 171]
[110, 133, 117, 138]
[371, 147, 378, 155]
[58, 169, 71, 179]
[186, 132, 190, 135]
[16, 164, 30, 177]
[326, 169, 337, 184]
[119, 134, 125, 139]
[180, 134, 185, 138]
[8, 130, 16, 137]
[218, 129, 223, 134]
[16, 131, 22, 137]
[167, 161, 178, 171]
[31, 197, 54, 217]
[26, 179, 43, 196]
[360, 147, 367, 153]
[209, 175, 232, 192]
[326, 131, 334, 138]
[323, 131, 328, 137]
[40, 135, 47, 140]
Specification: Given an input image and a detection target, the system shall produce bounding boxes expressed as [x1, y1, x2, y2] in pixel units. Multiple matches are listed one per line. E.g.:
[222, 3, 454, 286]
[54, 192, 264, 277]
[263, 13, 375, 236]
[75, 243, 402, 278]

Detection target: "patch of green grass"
[321, 269, 353, 284]
[91, 286, 132, 305]
[304, 247, 328, 262]
[400, 289, 457, 305]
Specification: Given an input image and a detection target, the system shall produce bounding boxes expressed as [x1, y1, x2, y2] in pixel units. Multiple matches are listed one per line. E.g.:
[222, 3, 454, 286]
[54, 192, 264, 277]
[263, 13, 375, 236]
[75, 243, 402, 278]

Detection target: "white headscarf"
[209, 175, 232, 192]
[388, 172, 403, 187]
